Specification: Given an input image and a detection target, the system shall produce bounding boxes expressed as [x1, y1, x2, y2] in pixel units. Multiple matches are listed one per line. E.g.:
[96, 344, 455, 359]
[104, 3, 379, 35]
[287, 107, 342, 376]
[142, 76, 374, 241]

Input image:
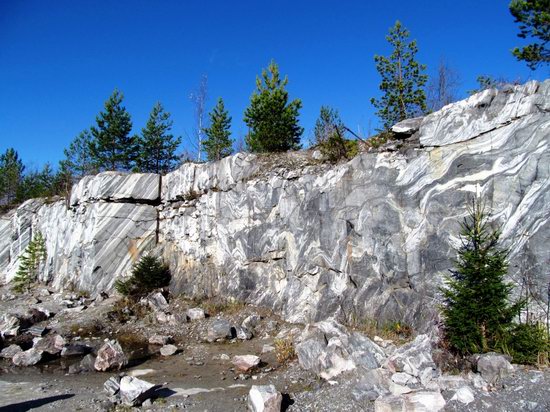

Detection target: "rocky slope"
[1, 80, 549, 329]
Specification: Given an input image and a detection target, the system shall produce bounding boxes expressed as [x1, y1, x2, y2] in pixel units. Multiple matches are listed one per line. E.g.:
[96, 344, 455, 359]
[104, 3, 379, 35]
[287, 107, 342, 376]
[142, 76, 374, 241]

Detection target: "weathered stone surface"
[0, 344, 22, 359]
[1, 81, 550, 330]
[419, 80, 550, 146]
[68, 353, 96, 374]
[207, 319, 234, 342]
[404, 391, 446, 411]
[476, 352, 514, 385]
[232, 354, 261, 372]
[103, 375, 121, 396]
[94, 340, 127, 371]
[186, 307, 206, 320]
[450, 386, 475, 404]
[0, 314, 20, 337]
[119, 375, 159, 406]
[391, 116, 423, 136]
[160, 344, 178, 356]
[61, 343, 92, 357]
[235, 326, 253, 340]
[248, 384, 282, 412]
[70, 171, 160, 206]
[146, 292, 169, 312]
[148, 334, 172, 345]
[34, 334, 65, 355]
[296, 320, 385, 380]
[12, 348, 43, 366]
[385, 335, 435, 377]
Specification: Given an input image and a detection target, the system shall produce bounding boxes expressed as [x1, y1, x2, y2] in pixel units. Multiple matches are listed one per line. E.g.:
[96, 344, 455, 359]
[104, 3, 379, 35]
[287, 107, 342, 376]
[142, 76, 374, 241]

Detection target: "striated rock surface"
[1, 80, 550, 328]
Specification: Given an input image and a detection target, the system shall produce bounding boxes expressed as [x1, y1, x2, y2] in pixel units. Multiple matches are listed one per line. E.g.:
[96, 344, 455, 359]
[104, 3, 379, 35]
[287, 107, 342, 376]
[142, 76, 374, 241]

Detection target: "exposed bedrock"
[1, 80, 549, 329]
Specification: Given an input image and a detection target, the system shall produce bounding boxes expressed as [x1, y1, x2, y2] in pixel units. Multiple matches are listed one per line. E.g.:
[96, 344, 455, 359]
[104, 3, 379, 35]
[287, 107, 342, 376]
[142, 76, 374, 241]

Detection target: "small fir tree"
[135, 102, 182, 174]
[371, 21, 428, 130]
[114, 255, 171, 298]
[12, 231, 47, 293]
[89, 89, 137, 171]
[203, 98, 233, 161]
[509, 0, 550, 69]
[442, 198, 523, 354]
[244, 60, 303, 152]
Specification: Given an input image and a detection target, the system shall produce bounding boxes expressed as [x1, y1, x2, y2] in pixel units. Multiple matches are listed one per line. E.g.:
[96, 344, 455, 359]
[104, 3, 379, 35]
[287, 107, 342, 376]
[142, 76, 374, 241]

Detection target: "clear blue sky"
[0, 0, 547, 170]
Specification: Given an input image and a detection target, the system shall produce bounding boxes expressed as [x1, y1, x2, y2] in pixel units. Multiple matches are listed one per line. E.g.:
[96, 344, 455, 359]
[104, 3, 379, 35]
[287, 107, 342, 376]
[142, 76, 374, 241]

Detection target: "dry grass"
[274, 338, 296, 364]
[350, 317, 413, 345]
[200, 298, 246, 316]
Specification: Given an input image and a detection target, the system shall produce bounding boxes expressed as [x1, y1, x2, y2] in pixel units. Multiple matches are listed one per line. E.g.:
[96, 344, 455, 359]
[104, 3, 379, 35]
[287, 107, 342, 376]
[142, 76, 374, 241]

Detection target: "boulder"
[94, 340, 128, 371]
[0, 314, 20, 337]
[186, 307, 206, 320]
[404, 391, 446, 411]
[353, 368, 391, 402]
[104, 375, 121, 396]
[385, 335, 435, 377]
[148, 334, 173, 345]
[68, 354, 96, 374]
[232, 355, 261, 372]
[450, 386, 475, 404]
[248, 384, 282, 412]
[34, 334, 65, 355]
[61, 343, 92, 357]
[12, 348, 43, 366]
[235, 326, 253, 340]
[391, 116, 423, 136]
[160, 344, 178, 356]
[242, 314, 261, 330]
[27, 325, 48, 337]
[119, 375, 160, 406]
[0, 344, 22, 359]
[476, 352, 514, 386]
[207, 319, 234, 342]
[147, 292, 169, 312]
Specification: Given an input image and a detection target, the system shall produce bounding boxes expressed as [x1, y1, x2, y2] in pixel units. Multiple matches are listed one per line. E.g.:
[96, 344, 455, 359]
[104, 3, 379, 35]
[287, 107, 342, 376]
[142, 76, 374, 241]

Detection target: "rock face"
[1, 80, 550, 328]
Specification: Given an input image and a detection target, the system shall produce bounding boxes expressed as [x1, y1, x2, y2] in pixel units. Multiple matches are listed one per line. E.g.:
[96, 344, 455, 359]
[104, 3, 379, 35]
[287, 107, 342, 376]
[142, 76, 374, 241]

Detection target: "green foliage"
[60, 130, 97, 182]
[89, 89, 137, 171]
[314, 106, 358, 163]
[244, 60, 303, 153]
[467, 75, 521, 95]
[135, 102, 182, 174]
[509, 0, 550, 69]
[114, 255, 171, 297]
[16, 163, 58, 202]
[203, 98, 233, 161]
[442, 198, 524, 355]
[506, 322, 549, 365]
[12, 231, 47, 293]
[0, 148, 25, 206]
[371, 21, 428, 131]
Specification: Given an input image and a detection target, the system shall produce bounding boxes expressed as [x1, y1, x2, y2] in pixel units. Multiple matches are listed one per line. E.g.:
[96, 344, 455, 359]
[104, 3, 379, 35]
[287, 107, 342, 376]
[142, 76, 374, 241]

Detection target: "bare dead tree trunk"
[189, 75, 208, 162]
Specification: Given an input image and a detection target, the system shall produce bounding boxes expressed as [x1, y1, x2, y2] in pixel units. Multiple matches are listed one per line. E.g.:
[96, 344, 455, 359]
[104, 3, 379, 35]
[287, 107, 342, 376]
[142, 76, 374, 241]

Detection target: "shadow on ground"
[0, 394, 74, 412]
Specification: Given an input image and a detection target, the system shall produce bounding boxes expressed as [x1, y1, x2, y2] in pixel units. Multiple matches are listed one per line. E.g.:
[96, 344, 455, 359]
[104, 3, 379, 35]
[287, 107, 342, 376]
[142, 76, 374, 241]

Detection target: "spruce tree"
[60, 130, 97, 180]
[0, 148, 24, 205]
[510, 0, 550, 70]
[203, 98, 233, 161]
[12, 231, 47, 293]
[244, 60, 303, 152]
[136, 102, 181, 174]
[442, 198, 523, 354]
[371, 21, 428, 130]
[89, 89, 137, 171]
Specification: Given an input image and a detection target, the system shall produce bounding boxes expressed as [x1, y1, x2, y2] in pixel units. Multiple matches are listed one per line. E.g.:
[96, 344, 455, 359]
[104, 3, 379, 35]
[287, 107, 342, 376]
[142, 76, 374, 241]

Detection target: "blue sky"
[0, 0, 547, 169]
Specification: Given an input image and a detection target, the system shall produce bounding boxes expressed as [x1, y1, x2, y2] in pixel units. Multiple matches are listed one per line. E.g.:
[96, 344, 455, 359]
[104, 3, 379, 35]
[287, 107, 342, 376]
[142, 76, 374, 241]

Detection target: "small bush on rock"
[12, 231, 47, 293]
[274, 338, 296, 364]
[114, 255, 171, 298]
[506, 322, 549, 366]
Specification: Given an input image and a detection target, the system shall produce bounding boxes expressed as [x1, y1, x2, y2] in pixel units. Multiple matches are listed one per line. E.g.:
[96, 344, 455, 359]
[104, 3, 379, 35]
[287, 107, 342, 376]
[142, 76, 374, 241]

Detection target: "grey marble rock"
[207, 319, 234, 342]
[12, 348, 43, 366]
[94, 340, 128, 371]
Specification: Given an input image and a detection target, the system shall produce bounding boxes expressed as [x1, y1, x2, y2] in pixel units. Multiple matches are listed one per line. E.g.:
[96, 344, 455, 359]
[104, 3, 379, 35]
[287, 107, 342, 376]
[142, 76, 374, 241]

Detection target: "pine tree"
[371, 21, 428, 131]
[244, 60, 303, 152]
[442, 198, 523, 354]
[203, 98, 233, 161]
[60, 130, 97, 180]
[0, 148, 24, 205]
[89, 89, 137, 171]
[136, 102, 181, 174]
[510, 0, 550, 70]
[12, 231, 47, 293]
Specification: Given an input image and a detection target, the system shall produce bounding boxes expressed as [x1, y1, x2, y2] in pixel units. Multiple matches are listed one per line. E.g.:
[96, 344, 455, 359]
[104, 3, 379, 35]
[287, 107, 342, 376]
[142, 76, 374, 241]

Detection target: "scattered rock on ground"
[160, 344, 178, 356]
[207, 319, 234, 342]
[12, 348, 43, 366]
[119, 375, 160, 406]
[0, 344, 22, 359]
[94, 339, 128, 371]
[233, 354, 261, 372]
[0, 314, 21, 337]
[451, 386, 475, 404]
[248, 384, 282, 412]
[476, 352, 514, 386]
[186, 307, 206, 320]
[34, 334, 65, 355]
[148, 334, 173, 345]
[61, 343, 92, 357]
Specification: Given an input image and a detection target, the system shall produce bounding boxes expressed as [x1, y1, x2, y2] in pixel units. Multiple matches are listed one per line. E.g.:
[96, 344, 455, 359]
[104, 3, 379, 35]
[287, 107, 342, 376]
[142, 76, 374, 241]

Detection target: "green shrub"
[12, 231, 47, 293]
[506, 322, 549, 365]
[114, 255, 171, 297]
